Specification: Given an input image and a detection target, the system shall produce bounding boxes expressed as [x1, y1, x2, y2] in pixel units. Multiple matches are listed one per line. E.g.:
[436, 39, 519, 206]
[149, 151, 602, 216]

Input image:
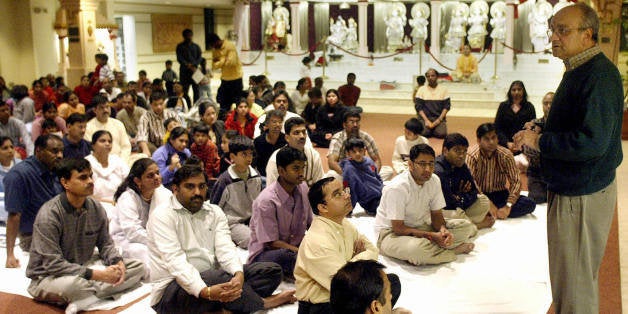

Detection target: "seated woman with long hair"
[224, 98, 258, 139]
[85, 130, 130, 215]
[110, 158, 171, 280]
[152, 126, 191, 187]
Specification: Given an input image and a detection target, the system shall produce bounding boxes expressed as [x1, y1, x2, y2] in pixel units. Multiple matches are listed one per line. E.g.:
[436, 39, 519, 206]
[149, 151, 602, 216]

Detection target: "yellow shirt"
[294, 216, 378, 303]
[456, 54, 478, 75]
[212, 40, 243, 81]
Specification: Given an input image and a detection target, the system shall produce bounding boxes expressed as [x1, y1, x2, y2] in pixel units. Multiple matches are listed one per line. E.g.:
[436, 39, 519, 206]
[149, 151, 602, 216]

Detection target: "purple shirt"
[248, 181, 313, 263]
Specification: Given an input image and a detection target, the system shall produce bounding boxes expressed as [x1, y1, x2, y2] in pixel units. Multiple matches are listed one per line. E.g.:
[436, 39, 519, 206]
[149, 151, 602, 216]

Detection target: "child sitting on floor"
[392, 117, 429, 175]
[340, 138, 383, 215]
[210, 135, 262, 248]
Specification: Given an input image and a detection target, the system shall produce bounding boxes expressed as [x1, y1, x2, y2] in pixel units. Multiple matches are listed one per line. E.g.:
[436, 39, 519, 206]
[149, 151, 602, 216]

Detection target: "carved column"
[357, 0, 368, 55]
[429, 1, 441, 59]
[54, 8, 69, 81]
[503, 1, 515, 67]
[289, 2, 302, 52]
[60, 0, 100, 86]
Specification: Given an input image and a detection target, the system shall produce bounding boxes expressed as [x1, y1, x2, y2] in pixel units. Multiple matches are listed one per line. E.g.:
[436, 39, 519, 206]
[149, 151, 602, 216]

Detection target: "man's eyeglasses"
[413, 161, 435, 169]
[547, 26, 588, 38]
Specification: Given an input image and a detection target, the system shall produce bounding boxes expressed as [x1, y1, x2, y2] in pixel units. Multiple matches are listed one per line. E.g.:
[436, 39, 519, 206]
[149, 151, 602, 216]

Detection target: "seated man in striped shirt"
[466, 123, 535, 219]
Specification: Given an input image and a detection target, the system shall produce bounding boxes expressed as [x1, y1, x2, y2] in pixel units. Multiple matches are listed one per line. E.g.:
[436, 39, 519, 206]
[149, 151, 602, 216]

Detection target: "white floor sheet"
[0, 203, 550, 314]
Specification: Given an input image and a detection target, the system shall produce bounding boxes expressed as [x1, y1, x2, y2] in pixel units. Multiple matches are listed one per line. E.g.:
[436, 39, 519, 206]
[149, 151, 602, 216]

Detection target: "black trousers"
[216, 78, 243, 120]
[152, 262, 281, 314]
[485, 190, 536, 218]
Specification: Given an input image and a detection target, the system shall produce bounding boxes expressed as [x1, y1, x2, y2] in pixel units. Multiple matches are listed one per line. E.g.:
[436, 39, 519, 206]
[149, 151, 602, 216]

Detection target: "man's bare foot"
[475, 214, 496, 229]
[263, 290, 297, 309]
[453, 243, 474, 254]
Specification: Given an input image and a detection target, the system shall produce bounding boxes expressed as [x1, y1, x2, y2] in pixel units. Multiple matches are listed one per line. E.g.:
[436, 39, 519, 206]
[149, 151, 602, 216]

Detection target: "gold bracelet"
[204, 286, 211, 300]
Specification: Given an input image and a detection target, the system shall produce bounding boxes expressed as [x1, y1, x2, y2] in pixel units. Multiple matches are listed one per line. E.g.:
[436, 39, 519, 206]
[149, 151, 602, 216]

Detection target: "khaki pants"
[547, 180, 616, 314]
[28, 258, 144, 307]
[442, 194, 490, 224]
[378, 218, 477, 265]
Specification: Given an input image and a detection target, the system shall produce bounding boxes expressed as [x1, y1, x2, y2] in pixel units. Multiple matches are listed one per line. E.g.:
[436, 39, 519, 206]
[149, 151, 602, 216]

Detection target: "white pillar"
[242, 4, 250, 50]
[233, 1, 250, 51]
[357, 1, 368, 55]
[503, 2, 515, 67]
[430, 1, 441, 60]
[289, 2, 302, 52]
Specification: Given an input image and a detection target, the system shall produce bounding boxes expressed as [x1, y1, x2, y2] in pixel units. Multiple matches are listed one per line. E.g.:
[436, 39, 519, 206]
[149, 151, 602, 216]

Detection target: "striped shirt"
[136, 109, 180, 148]
[327, 130, 380, 160]
[466, 144, 521, 204]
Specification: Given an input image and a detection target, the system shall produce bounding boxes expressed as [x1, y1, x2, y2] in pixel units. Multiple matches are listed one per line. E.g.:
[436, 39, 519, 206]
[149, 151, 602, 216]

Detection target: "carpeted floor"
[0, 113, 619, 313]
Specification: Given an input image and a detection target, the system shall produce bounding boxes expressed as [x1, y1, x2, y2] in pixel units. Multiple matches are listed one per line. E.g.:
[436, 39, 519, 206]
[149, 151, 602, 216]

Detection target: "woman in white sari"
[109, 158, 171, 280]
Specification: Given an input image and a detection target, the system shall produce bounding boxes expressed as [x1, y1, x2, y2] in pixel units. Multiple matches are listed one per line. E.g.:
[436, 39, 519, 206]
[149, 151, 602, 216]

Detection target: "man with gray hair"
[515, 3, 623, 313]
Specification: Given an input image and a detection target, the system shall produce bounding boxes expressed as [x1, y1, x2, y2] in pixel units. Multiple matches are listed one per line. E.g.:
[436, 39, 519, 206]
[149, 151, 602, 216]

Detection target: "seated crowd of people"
[0, 63, 550, 314]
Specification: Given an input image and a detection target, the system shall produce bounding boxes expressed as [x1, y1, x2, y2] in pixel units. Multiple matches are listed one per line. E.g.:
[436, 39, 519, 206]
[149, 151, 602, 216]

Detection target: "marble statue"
[467, 1, 489, 49]
[444, 3, 469, 53]
[343, 17, 358, 52]
[490, 1, 506, 53]
[264, 2, 290, 51]
[385, 3, 407, 52]
[410, 3, 430, 52]
[528, 0, 553, 52]
[328, 16, 348, 51]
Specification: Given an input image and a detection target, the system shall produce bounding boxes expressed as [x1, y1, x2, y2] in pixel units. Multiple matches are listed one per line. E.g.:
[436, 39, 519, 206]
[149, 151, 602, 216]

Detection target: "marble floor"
[231, 50, 628, 312]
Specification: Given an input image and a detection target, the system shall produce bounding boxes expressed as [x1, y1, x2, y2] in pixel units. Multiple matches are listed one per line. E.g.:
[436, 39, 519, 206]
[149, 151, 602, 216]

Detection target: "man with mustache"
[327, 110, 385, 180]
[5, 134, 64, 268]
[25, 158, 144, 314]
[266, 117, 324, 187]
[515, 3, 623, 312]
[148, 165, 296, 313]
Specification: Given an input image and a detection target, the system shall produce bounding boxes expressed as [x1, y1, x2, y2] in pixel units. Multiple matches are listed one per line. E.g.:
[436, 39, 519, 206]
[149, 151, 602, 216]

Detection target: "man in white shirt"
[84, 95, 131, 163]
[375, 143, 476, 266]
[147, 165, 296, 313]
[266, 117, 324, 187]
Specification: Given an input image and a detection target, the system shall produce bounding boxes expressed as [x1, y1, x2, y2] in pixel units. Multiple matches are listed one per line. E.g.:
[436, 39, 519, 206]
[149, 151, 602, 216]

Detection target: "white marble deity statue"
[385, 3, 407, 52]
[409, 3, 430, 52]
[272, 2, 290, 39]
[552, 0, 573, 15]
[467, 1, 489, 49]
[444, 3, 469, 53]
[343, 17, 358, 52]
[328, 16, 348, 53]
[489, 1, 506, 53]
[528, 0, 553, 52]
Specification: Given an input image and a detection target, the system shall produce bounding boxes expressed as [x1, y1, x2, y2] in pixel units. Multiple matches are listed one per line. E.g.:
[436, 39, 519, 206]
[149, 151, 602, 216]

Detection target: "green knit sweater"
[539, 52, 623, 195]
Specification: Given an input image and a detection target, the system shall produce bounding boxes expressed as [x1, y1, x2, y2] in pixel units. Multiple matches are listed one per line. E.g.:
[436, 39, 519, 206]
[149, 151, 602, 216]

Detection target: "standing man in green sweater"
[515, 3, 623, 313]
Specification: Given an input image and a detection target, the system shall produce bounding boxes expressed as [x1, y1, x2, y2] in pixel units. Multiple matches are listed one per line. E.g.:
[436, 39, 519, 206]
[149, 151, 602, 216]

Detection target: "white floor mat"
[0, 204, 551, 313]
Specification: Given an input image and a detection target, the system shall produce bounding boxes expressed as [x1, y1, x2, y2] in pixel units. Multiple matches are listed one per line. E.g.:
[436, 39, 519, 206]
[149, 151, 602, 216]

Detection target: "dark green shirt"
[539, 51, 623, 195]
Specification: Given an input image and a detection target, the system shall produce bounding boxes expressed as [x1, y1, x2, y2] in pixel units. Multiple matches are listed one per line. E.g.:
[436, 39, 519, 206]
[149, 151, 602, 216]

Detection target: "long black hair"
[114, 158, 157, 202]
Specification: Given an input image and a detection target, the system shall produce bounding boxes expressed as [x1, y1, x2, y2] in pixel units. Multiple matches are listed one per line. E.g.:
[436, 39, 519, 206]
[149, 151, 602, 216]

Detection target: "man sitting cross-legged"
[148, 165, 296, 314]
[434, 133, 495, 229]
[375, 144, 477, 266]
[26, 158, 144, 314]
[295, 177, 401, 313]
[327, 110, 390, 181]
[248, 146, 313, 281]
[266, 117, 324, 187]
[466, 123, 535, 219]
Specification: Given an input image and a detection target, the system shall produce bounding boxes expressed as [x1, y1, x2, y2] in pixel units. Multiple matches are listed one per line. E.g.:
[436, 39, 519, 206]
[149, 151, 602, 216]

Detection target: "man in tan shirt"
[208, 33, 243, 120]
[294, 177, 401, 313]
